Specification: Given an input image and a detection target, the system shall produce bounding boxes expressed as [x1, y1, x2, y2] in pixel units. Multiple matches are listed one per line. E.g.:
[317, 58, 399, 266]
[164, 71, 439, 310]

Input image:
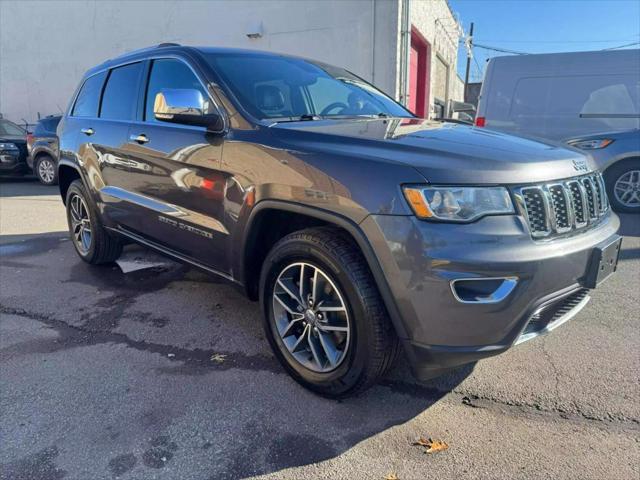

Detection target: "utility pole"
[464, 22, 474, 102]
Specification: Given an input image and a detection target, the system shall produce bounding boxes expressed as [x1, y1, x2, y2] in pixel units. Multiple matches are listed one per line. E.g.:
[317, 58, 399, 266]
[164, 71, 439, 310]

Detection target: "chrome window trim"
[67, 53, 228, 133]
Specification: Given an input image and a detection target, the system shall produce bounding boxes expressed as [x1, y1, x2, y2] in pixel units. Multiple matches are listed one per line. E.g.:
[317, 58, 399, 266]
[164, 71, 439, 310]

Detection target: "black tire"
[604, 158, 640, 213]
[34, 155, 58, 186]
[259, 227, 401, 398]
[65, 179, 122, 264]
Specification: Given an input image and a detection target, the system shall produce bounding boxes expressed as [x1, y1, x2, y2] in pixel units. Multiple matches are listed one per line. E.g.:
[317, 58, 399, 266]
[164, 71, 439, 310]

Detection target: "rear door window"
[100, 62, 143, 121]
[72, 72, 106, 118]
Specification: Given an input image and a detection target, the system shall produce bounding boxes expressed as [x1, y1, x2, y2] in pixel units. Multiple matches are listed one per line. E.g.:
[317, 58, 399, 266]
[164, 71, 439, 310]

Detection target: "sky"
[448, 0, 640, 82]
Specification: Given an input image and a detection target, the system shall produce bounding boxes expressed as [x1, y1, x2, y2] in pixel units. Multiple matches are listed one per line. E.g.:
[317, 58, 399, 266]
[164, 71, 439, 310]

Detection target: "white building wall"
[0, 0, 399, 124]
[410, 0, 463, 117]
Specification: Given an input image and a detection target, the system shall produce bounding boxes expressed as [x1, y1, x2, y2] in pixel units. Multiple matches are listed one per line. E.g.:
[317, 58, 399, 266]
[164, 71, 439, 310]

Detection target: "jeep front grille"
[515, 173, 608, 239]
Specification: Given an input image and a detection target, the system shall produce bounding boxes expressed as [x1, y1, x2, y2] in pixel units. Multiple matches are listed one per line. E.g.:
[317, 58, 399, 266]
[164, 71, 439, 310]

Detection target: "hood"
[0, 134, 26, 144]
[270, 118, 595, 184]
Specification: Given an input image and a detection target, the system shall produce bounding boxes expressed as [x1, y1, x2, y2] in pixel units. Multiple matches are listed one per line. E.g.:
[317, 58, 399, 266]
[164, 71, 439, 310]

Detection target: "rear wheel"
[605, 159, 640, 213]
[34, 155, 58, 185]
[260, 227, 401, 398]
[65, 180, 122, 264]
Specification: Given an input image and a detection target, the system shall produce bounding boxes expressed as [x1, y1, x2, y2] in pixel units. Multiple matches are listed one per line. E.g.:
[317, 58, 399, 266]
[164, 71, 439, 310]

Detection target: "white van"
[475, 49, 640, 141]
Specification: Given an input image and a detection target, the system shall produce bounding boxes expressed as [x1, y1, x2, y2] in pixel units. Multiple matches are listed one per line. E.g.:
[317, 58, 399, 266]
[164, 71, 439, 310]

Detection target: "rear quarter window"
[72, 72, 107, 118]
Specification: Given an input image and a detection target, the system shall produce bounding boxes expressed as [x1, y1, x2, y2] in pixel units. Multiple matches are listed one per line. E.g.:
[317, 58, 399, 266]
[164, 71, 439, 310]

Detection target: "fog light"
[450, 277, 518, 304]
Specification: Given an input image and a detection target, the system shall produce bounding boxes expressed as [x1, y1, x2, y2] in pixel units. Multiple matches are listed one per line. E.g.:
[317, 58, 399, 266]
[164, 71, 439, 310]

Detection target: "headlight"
[569, 138, 613, 150]
[403, 186, 514, 222]
[0, 142, 18, 150]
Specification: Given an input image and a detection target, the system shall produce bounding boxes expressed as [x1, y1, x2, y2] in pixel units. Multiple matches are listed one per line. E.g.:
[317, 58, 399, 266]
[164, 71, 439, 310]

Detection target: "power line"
[473, 43, 529, 55]
[471, 38, 640, 44]
[602, 41, 640, 50]
[473, 55, 483, 80]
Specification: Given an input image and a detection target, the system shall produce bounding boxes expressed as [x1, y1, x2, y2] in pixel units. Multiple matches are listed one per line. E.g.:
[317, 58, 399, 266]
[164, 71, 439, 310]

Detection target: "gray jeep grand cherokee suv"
[57, 44, 621, 397]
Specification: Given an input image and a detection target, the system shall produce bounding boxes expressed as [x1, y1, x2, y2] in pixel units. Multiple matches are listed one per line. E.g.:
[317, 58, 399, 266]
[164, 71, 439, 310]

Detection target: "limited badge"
[572, 159, 588, 172]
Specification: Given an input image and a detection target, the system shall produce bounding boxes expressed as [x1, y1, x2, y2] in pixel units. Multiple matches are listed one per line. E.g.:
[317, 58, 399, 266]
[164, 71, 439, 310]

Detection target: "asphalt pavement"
[1, 178, 638, 480]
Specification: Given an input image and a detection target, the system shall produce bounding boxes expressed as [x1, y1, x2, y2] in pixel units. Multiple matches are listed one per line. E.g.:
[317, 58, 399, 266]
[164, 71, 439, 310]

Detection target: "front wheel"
[605, 159, 640, 213]
[260, 227, 401, 398]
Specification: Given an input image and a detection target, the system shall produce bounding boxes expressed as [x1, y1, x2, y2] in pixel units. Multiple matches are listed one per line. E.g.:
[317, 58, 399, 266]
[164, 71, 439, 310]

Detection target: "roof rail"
[157, 42, 181, 48]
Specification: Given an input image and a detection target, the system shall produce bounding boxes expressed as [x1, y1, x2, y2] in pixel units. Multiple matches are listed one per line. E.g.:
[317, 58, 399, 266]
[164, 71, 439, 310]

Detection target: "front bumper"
[0, 150, 29, 175]
[360, 210, 620, 380]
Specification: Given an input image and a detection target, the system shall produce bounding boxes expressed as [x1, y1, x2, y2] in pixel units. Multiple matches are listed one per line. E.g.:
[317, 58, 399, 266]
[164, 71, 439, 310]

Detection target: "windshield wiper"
[270, 114, 322, 124]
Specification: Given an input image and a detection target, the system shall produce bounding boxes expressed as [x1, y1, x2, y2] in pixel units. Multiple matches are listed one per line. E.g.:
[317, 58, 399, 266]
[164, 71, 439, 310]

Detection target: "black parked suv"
[57, 45, 621, 397]
[27, 115, 61, 185]
[0, 119, 29, 177]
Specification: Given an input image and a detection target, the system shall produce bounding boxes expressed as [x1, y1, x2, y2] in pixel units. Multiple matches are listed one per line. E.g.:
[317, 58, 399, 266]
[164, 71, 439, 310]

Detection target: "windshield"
[0, 120, 26, 136]
[204, 53, 413, 121]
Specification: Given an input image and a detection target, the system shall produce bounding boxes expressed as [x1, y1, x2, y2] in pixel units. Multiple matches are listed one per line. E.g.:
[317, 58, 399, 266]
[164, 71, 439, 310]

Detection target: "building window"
[432, 55, 450, 119]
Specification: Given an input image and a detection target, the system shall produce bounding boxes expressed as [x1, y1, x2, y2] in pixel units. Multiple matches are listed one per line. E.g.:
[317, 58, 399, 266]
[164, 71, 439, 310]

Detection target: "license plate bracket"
[583, 235, 622, 289]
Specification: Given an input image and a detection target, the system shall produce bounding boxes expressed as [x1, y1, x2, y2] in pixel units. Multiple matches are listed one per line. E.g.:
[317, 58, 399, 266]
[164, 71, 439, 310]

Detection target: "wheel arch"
[32, 149, 55, 163]
[603, 155, 640, 175]
[603, 156, 640, 211]
[57, 160, 83, 205]
[239, 201, 409, 339]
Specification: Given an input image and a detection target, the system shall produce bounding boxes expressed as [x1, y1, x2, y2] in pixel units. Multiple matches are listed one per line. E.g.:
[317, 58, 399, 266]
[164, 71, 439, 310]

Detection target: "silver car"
[568, 129, 640, 212]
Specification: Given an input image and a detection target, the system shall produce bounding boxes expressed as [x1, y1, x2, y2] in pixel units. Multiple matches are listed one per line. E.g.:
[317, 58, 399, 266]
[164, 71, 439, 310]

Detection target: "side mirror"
[451, 100, 476, 114]
[154, 89, 223, 131]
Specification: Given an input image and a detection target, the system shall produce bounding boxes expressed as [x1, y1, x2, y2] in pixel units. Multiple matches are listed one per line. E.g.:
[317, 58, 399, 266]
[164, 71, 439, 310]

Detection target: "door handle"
[80, 128, 94, 136]
[130, 134, 149, 144]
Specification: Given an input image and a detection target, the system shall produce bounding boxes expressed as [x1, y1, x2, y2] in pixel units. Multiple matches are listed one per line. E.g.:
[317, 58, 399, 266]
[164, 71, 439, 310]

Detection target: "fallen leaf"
[425, 439, 449, 454]
[384, 473, 399, 480]
[411, 436, 430, 447]
[412, 437, 449, 454]
[210, 353, 227, 363]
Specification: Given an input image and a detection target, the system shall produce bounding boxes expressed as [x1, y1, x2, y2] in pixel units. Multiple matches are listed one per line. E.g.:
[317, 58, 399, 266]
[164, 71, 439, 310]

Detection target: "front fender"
[235, 199, 410, 340]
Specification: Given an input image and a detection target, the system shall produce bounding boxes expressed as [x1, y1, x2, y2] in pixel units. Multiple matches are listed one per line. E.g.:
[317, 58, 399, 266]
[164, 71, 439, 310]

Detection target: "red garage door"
[408, 28, 430, 118]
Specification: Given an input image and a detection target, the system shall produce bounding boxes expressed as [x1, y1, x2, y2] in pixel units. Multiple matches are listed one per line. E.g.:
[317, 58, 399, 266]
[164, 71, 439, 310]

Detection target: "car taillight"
[475, 117, 486, 127]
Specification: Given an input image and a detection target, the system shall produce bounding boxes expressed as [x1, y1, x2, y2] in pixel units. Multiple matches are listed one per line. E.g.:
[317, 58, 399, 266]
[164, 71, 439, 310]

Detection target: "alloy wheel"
[613, 170, 640, 208]
[69, 194, 92, 254]
[38, 158, 55, 184]
[272, 262, 351, 373]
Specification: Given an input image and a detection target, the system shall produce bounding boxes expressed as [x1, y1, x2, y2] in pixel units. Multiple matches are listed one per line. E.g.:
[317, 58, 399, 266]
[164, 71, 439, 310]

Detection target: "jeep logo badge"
[572, 159, 588, 172]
